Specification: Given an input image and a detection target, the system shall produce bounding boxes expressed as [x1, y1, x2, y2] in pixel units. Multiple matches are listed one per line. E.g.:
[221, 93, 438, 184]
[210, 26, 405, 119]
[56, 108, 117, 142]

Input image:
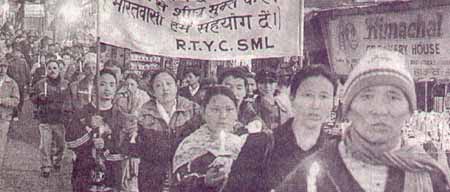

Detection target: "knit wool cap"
[342, 48, 416, 115]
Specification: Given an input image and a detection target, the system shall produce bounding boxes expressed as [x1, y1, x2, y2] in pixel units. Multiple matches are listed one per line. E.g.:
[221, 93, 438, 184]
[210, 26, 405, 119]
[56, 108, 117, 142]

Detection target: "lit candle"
[79, 60, 83, 73]
[44, 81, 47, 96]
[219, 130, 226, 155]
[307, 162, 321, 192]
[88, 84, 92, 103]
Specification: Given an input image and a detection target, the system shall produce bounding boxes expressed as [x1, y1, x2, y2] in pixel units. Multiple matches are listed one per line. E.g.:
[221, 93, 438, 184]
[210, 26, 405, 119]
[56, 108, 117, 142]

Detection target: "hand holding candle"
[307, 162, 321, 192]
[44, 81, 47, 97]
[219, 130, 226, 155]
[79, 60, 83, 73]
[88, 84, 93, 103]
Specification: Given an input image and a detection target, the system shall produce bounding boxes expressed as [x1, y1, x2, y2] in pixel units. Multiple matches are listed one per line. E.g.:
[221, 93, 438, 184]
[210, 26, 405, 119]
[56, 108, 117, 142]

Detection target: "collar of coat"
[302, 140, 405, 192]
[139, 96, 198, 120]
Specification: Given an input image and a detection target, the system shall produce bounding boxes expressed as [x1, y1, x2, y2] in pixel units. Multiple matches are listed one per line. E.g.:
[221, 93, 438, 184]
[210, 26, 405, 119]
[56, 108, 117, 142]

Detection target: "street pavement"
[0, 99, 73, 192]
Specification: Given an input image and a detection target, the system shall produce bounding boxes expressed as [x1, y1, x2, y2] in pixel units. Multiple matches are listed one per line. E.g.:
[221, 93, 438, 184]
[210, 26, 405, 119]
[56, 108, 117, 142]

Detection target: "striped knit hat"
[342, 48, 416, 115]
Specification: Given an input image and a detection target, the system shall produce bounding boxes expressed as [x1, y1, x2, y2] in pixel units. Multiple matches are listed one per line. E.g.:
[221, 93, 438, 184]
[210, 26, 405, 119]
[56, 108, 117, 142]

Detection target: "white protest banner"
[325, 6, 450, 80]
[99, 0, 300, 60]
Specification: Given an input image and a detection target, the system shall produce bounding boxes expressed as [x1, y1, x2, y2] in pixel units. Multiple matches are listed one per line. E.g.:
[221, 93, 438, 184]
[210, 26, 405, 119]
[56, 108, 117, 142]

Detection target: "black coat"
[276, 140, 449, 192]
[267, 118, 333, 190]
[221, 132, 273, 192]
[178, 85, 204, 105]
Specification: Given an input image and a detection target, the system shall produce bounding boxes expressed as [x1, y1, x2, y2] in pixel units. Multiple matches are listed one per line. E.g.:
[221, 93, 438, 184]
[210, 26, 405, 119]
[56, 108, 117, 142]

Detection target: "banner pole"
[299, 0, 304, 69]
[95, 0, 100, 112]
[425, 81, 428, 112]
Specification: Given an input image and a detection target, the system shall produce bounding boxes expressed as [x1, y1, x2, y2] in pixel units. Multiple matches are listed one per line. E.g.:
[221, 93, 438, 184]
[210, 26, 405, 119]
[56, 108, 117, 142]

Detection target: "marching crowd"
[0, 35, 449, 192]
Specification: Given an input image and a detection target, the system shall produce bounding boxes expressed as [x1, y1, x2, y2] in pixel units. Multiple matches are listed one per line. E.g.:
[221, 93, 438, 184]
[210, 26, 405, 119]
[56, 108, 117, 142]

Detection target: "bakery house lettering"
[363, 12, 443, 56]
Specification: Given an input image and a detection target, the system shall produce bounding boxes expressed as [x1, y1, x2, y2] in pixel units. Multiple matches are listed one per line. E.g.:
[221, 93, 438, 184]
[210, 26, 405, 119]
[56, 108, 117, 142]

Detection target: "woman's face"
[152, 72, 177, 104]
[126, 78, 138, 93]
[347, 85, 411, 146]
[204, 95, 238, 134]
[292, 76, 334, 130]
[98, 73, 117, 100]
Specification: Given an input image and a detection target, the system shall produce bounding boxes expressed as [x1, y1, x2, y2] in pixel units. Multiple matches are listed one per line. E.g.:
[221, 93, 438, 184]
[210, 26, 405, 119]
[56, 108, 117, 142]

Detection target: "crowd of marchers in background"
[0, 36, 449, 192]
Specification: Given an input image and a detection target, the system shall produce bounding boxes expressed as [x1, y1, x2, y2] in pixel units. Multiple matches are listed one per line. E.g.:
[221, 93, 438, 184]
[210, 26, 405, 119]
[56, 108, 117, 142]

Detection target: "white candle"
[307, 162, 321, 192]
[79, 60, 83, 73]
[88, 84, 93, 103]
[44, 81, 47, 96]
[219, 130, 226, 154]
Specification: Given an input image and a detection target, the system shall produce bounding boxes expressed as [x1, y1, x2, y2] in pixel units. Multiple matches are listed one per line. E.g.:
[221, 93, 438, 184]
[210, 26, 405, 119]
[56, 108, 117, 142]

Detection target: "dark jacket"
[267, 118, 333, 190]
[65, 76, 95, 115]
[178, 85, 204, 105]
[124, 96, 202, 192]
[173, 132, 272, 192]
[254, 96, 290, 130]
[65, 104, 125, 191]
[276, 140, 449, 192]
[7, 51, 30, 86]
[222, 132, 273, 192]
[30, 76, 69, 124]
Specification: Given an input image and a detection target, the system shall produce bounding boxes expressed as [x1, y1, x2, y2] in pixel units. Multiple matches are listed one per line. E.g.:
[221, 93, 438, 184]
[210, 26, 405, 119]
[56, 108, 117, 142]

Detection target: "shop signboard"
[24, 3, 45, 18]
[325, 6, 450, 80]
[99, 0, 300, 60]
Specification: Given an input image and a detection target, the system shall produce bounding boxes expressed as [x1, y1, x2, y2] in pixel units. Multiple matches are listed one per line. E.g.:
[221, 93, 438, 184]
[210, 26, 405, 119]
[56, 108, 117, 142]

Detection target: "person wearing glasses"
[0, 55, 20, 171]
[30, 59, 69, 178]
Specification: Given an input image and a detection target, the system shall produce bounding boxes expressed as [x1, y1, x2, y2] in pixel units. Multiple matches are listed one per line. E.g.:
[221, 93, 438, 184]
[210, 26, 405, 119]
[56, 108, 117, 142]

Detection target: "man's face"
[47, 62, 60, 79]
[98, 73, 117, 100]
[222, 76, 247, 104]
[246, 77, 257, 95]
[85, 61, 97, 76]
[258, 81, 278, 97]
[184, 72, 199, 86]
[347, 85, 411, 148]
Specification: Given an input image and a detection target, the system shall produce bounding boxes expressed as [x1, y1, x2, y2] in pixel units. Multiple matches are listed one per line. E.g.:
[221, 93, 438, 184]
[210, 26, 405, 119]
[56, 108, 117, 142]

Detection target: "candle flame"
[307, 161, 321, 192]
[308, 162, 321, 177]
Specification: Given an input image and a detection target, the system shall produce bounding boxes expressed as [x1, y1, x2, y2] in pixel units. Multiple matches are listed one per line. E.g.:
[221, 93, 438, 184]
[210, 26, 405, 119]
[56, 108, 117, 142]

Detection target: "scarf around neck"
[172, 125, 247, 173]
[343, 125, 450, 192]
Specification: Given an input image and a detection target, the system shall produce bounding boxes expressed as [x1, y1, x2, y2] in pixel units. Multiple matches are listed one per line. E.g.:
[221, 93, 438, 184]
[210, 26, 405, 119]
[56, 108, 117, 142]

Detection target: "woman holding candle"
[277, 49, 450, 192]
[122, 70, 202, 192]
[173, 86, 272, 192]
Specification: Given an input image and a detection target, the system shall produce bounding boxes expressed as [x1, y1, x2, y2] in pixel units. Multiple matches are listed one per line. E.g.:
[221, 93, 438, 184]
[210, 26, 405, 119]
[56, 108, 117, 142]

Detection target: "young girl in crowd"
[173, 86, 272, 192]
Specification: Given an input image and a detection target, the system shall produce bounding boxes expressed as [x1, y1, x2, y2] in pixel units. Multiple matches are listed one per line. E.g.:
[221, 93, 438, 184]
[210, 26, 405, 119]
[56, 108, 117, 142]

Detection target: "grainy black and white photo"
[0, 0, 448, 191]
